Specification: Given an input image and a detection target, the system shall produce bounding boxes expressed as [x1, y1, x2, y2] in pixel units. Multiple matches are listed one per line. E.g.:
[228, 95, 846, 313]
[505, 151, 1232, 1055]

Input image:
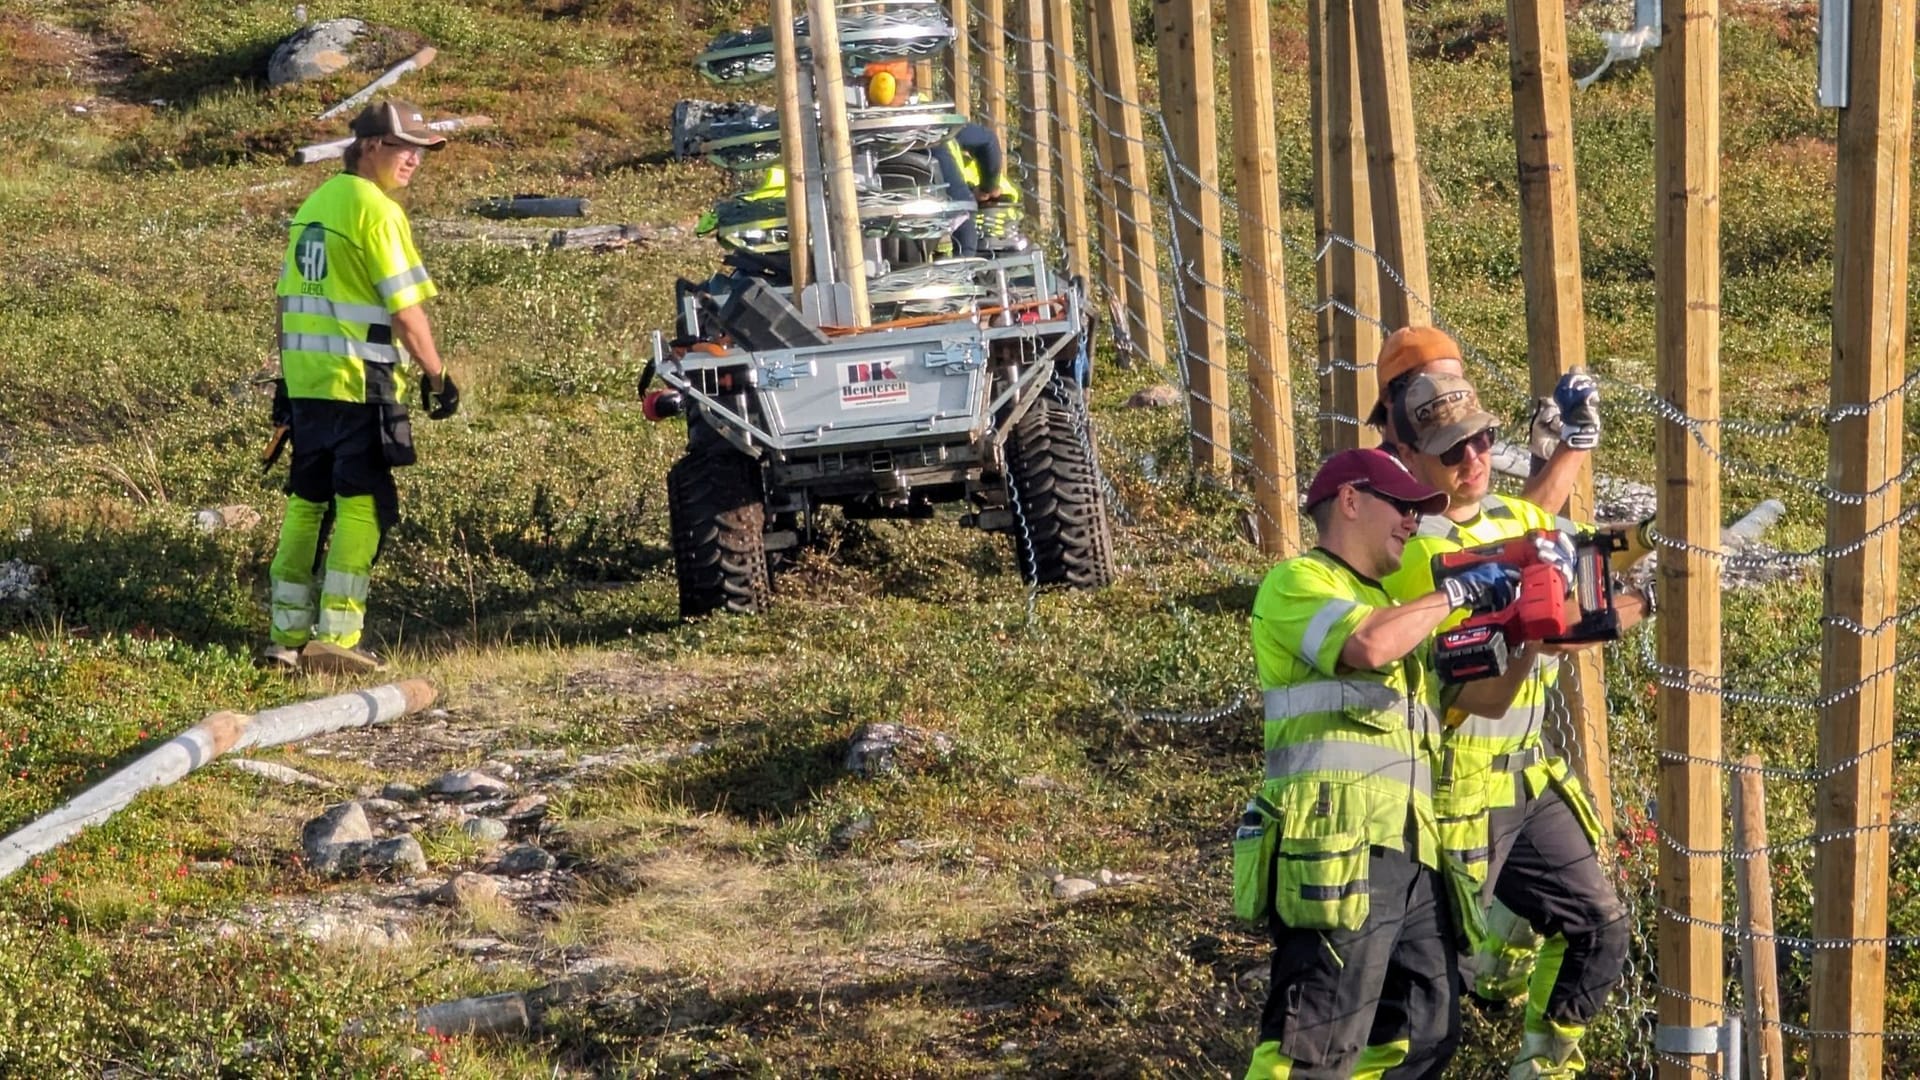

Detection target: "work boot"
[300, 640, 387, 675]
[258, 643, 302, 673]
[1507, 1018, 1587, 1079]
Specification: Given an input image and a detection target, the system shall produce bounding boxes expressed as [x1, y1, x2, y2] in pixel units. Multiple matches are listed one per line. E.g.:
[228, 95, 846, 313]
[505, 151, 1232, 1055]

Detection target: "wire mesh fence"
[941, 0, 1920, 1073]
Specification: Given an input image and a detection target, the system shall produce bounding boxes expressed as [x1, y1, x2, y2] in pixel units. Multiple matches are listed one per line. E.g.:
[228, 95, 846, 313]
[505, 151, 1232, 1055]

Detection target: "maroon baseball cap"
[1303, 448, 1448, 514]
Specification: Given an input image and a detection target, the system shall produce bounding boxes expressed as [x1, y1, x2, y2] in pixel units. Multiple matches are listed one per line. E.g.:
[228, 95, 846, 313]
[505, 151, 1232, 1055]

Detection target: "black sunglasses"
[1437, 429, 1496, 467]
[1351, 484, 1423, 518]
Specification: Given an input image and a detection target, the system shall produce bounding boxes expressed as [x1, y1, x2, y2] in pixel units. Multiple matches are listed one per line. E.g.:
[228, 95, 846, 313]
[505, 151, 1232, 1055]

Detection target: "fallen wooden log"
[317, 46, 439, 121]
[0, 680, 436, 882]
[292, 115, 491, 165]
[471, 196, 590, 219]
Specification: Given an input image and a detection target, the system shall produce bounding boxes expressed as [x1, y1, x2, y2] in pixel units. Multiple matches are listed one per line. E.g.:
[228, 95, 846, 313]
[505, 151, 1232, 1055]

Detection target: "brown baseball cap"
[348, 99, 448, 150]
[1393, 372, 1500, 457]
[1303, 447, 1448, 514]
[1367, 326, 1464, 427]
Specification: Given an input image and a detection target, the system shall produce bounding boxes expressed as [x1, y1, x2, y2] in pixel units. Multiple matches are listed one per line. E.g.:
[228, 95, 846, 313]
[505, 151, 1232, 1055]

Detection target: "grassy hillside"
[0, 0, 1903, 1074]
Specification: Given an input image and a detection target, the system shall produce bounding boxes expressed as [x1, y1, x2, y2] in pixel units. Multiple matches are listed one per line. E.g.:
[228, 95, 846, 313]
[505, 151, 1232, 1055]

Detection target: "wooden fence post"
[809, 0, 871, 325]
[1087, 0, 1171, 371]
[947, 0, 972, 114]
[1323, 0, 1381, 450]
[1350, 0, 1430, 329]
[773, 0, 811, 291]
[1734, 758, 1787, 1080]
[1153, 0, 1233, 476]
[982, 0, 1009, 140]
[1506, 0, 1610, 834]
[1046, 0, 1091, 279]
[1224, 0, 1299, 556]
[1017, 0, 1056, 238]
[1812, 0, 1913, 1063]
[1652, 0, 1724, 1069]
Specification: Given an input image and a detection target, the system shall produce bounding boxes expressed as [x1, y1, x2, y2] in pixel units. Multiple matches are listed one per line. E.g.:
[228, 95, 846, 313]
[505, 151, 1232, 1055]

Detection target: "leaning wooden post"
[1734, 758, 1787, 1080]
[772, 0, 812, 292]
[1153, 0, 1233, 477]
[981, 0, 1010, 138]
[946, 0, 973, 115]
[1082, 13, 1130, 329]
[0, 681, 438, 882]
[1507, 0, 1610, 834]
[1088, 0, 1171, 371]
[1046, 0, 1091, 279]
[1224, 0, 1299, 556]
[1812, 0, 1913, 1063]
[808, 0, 871, 326]
[1350, 0, 1431, 328]
[1324, 0, 1380, 450]
[1017, 0, 1057, 238]
[1652, 0, 1725, 1069]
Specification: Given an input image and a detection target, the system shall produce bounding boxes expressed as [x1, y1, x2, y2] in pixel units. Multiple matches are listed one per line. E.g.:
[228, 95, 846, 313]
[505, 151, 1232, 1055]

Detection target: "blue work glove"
[1443, 563, 1521, 614]
[1553, 368, 1601, 450]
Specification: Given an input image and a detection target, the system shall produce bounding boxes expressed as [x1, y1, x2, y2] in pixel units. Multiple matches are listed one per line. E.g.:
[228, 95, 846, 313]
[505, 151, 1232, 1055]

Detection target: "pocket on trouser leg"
[1545, 761, 1605, 850]
[1442, 853, 1489, 955]
[377, 403, 416, 468]
[1232, 797, 1282, 923]
[1275, 832, 1370, 932]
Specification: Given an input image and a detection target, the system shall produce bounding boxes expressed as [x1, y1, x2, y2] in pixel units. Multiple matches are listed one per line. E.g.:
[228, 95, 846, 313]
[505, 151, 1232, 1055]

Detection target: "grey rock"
[845, 723, 954, 778]
[0, 559, 42, 602]
[450, 937, 506, 954]
[360, 797, 405, 815]
[427, 770, 511, 800]
[479, 760, 519, 781]
[496, 844, 557, 876]
[267, 18, 368, 87]
[1051, 877, 1099, 901]
[502, 795, 549, 823]
[1095, 868, 1116, 886]
[379, 781, 421, 802]
[297, 911, 409, 949]
[832, 813, 875, 844]
[321, 835, 428, 877]
[436, 872, 503, 908]
[463, 817, 509, 844]
[1125, 384, 1181, 409]
[302, 802, 373, 864]
[189, 861, 226, 875]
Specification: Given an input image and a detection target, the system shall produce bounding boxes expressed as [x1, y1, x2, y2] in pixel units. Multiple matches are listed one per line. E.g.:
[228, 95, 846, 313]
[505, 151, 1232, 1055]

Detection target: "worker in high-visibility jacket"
[267, 100, 460, 676]
[1242, 448, 1540, 1079]
[1379, 369, 1653, 1078]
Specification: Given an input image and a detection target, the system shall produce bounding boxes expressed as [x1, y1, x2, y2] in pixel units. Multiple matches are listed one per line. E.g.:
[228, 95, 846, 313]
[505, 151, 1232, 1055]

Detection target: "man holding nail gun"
[1380, 370, 1653, 1079]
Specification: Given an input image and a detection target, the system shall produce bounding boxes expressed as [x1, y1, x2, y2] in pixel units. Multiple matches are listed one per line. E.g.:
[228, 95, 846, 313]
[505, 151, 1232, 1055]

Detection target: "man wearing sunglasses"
[265, 99, 461, 675]
[1244, 449, 1540, 1080]
[1381, 372, 1651, 1079]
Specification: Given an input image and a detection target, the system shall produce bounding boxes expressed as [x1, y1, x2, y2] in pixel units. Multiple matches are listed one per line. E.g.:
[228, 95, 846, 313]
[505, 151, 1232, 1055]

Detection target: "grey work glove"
[1553, 368, 1601, 450]
[1527, 397, 1564, 461]
[1443, 563, 1521, 614]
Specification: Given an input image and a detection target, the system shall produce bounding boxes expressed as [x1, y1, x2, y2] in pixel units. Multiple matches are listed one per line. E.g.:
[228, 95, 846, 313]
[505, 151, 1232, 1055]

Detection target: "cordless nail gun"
[1431, 528, 1626, 682]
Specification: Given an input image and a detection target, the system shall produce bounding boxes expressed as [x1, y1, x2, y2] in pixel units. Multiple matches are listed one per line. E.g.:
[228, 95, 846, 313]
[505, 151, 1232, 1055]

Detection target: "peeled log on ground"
[0, 680, 436, 882]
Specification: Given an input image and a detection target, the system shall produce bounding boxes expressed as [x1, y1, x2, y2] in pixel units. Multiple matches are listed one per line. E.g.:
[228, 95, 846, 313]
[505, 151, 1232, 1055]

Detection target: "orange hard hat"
[1368, 325, 1464, 428]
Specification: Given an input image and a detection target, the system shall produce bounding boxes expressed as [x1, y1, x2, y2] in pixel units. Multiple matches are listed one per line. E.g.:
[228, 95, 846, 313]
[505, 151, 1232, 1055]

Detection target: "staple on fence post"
[1733, 757, 1787, 1080]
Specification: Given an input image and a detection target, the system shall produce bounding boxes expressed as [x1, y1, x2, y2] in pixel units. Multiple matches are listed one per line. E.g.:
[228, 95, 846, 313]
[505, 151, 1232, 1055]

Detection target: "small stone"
[323, 836, 428, 877]
[302, 802, 373, 865]
[1051, 877, 1098, 901]
[844, 723, 954, 778]
[1095, 868, 1116, 887]
[450, 937, 505, 954]
[427, 770, 511, 800]
[380, 781, 421, 802]
[832, 813, 875, 844]
[1126, 384, 1181, 409]
[297, 912, 404, 949]
[1015, 775, 1061, 791]
[502, 795, 548, 823]
[229, 758, 331, 789]
[190, 861, 226, 875]
[479, 761, 519, 781]
[437, 872, 504, 908]
[463, 817, 509, 844]
[496, 844, 556, 876]
[360, 798, 405, 815]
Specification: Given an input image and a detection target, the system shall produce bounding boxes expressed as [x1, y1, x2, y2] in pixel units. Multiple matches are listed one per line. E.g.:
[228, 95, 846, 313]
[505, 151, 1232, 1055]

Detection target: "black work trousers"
[1257, 845, 1461, 1078]
[1487, 778, 1630, 1026]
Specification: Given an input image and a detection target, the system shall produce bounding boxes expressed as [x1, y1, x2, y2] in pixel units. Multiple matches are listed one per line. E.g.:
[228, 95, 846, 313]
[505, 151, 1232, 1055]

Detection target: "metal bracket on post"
[1817, 0, 1849, 107]
[1655, 1020, 1741, 1075]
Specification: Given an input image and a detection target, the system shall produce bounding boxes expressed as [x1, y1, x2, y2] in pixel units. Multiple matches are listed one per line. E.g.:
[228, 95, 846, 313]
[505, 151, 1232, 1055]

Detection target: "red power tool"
[1431, 528, 1626, 682]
